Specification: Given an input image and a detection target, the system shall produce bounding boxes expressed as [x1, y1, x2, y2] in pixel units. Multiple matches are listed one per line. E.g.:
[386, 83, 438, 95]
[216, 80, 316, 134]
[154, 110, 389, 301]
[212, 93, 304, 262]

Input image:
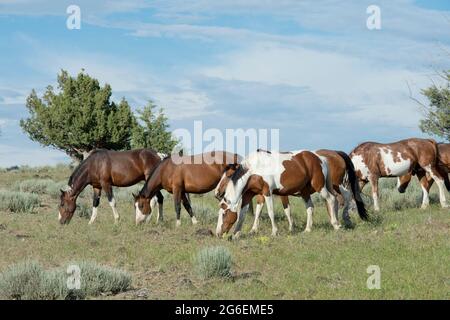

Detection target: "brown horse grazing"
[58, 149, 164, 225]
[350, 138, 448, 211]
[133, 151, 241, 226]
[214, 149, 367, 236]
[397, 143, 450, 208]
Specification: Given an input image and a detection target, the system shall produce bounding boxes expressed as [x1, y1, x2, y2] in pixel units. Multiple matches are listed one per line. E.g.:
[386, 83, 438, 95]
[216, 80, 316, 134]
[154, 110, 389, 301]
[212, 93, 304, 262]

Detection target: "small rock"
[0, 224, 6, 231]
[133, 288, 149, 299]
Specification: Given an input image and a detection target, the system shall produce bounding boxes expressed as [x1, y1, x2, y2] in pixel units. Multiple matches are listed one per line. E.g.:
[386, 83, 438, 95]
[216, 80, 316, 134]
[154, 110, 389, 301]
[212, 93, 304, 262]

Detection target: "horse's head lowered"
[214, 163, 241, 200]
[58, 189, 76, 224]
[133, 193, 152, 225]
[215, 164, 248, 237]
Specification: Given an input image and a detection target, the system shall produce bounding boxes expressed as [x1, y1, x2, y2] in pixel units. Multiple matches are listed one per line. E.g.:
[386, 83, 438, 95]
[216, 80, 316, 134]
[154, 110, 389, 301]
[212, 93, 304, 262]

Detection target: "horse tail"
[336, 150, 368, 221]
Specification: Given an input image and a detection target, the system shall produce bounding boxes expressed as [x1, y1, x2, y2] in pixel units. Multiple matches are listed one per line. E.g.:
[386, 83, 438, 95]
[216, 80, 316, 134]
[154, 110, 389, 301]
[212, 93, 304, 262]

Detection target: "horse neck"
[69, 166, 90, 198]
[227, 170, 251, 209]
[142, 163, 164, 198]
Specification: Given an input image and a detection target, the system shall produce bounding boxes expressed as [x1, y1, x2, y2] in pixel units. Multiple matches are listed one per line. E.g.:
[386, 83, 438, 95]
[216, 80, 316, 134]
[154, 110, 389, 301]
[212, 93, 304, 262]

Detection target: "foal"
[58, 149, 164, 225]
[134, 151, 241, 226]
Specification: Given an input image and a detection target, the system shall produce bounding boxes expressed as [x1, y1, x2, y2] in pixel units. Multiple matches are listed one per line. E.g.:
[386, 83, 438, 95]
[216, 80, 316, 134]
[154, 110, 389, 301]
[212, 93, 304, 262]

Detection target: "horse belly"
[380, 149, 411, 176]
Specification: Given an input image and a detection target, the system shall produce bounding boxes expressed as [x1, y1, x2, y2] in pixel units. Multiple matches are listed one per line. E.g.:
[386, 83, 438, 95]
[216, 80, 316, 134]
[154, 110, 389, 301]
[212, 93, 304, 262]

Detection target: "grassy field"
[0, 165, 449, 299]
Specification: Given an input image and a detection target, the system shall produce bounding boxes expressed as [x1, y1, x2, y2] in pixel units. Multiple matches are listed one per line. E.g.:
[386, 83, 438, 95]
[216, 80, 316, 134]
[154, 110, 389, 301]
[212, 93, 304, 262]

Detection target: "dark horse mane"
[139, 154, 172, 197]
[230, 164, 248, 185]
[68, 149, 104, 186]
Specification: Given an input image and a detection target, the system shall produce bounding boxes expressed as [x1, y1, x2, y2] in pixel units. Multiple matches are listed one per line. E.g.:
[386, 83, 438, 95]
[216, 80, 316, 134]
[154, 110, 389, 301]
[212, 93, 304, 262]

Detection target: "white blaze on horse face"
[379, 148, 411, 176]
[135, 202, 147, 225]
[351, 154, 370, 180]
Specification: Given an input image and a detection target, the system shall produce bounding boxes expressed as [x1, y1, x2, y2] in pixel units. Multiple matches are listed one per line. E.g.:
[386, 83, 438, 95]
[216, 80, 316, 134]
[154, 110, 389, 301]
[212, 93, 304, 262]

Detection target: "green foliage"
[20, 70, 136, 161]
[131, 101, 178, 154]
[0, 190, 40, 213]
[0, 260, 132, 300]
[194, 246, 232, 279]
[419, 70, 450, 140]
[12, 179, 56, 194]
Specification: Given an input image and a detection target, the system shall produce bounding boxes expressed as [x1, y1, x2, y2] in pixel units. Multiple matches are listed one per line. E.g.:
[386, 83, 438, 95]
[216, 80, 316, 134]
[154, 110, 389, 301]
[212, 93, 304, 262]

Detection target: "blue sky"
[0, 0, 449, 167]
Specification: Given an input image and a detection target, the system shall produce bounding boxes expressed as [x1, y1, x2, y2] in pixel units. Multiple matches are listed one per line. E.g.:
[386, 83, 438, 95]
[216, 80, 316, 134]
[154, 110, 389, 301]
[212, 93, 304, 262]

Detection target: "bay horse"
[133, 151, 241, 226]
[58, 149, 164, 225]
[397, 143, 450, 208]
[350, 138, 448, 211]
[214, 149, 367, 236]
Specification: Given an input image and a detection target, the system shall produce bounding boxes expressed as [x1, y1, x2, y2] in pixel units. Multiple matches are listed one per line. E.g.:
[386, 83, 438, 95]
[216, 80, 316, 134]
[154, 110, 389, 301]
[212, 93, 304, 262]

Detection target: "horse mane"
[230, 164, 248, 185]
[139, 155, 171, 197]
[67, 149, 103, 186]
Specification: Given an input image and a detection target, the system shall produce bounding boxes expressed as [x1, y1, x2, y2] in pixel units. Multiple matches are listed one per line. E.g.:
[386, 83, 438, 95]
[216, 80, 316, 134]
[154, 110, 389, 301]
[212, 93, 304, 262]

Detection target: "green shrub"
[12, 179, 55, 194]
[0, 260, 132, 300]
[194, 246, 232, 279]
[0, 190, 40, 213]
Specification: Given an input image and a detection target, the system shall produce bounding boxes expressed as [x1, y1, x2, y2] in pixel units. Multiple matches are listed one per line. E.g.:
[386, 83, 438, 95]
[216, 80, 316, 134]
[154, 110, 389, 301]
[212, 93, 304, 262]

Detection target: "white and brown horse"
[350, 138, 448, 211]
[215, 150, 341, 237]
[215, 149, 367, 236]
[397, 143, 450, 208]
[58, 149, 165, 225]
[133, 151, 241, 226]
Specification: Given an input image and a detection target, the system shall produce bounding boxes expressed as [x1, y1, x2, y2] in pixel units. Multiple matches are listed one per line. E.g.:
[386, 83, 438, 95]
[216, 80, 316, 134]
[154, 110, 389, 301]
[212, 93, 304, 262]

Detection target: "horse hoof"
[176, 220, 181, 227]
[303, 228, 311, 233]
[191, 217, 198, 225]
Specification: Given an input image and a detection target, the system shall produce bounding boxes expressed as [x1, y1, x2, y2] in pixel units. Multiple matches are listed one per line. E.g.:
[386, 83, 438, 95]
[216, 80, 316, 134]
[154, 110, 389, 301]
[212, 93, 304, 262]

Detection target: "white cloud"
[0, 144, 68, 167]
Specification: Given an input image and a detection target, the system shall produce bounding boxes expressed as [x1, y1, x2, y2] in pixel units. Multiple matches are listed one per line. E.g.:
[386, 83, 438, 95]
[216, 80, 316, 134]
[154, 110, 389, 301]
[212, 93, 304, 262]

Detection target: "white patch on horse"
[379, 148, 411, 176]
[157, 152, 167, 160]
[135, 202, 146, 225]
[351, 154, 370, 180]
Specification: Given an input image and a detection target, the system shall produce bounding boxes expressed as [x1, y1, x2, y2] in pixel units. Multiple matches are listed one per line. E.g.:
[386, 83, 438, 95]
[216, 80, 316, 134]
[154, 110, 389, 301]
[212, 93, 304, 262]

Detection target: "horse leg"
[369, 175, 380, 211]
[181, 193, 197, 225]
[281, 196, 293, 232]
[146, 196, 158, 223]
[156, 191, 164, 223]
[250, 195, 264, 234]
[88, 187, 101, 225]
[303, 196, 314, 232]
[424, 165, 448, 208]
[233, 191, 254, 238]
[339, 184, 352, 226]
[173, 188, 182, 227]
[104, 185, 120, 224]
[264, 194, 278, 236]
[320, 186, 340, 230]
[415, 170, 430, 209]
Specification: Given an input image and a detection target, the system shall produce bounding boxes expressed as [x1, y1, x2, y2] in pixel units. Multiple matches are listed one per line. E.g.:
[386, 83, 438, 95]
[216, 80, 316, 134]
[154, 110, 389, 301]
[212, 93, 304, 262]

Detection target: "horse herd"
[57, 138, 450, 237]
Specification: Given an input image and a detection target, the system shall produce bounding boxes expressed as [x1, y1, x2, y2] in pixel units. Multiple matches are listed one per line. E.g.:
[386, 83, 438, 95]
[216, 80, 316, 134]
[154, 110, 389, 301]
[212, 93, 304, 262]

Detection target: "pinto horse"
[134, 151, 241, 226]
[350, 138, 448, 211]
[397, 143, 450, 208]
[58, 149, 164, 225]
[215, 149, 367, 236]
[214, 150, 341, 237]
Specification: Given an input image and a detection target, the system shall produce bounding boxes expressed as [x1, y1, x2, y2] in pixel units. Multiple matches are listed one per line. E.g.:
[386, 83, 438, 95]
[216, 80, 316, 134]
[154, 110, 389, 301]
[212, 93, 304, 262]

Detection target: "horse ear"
[60, 189, 65, 194]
